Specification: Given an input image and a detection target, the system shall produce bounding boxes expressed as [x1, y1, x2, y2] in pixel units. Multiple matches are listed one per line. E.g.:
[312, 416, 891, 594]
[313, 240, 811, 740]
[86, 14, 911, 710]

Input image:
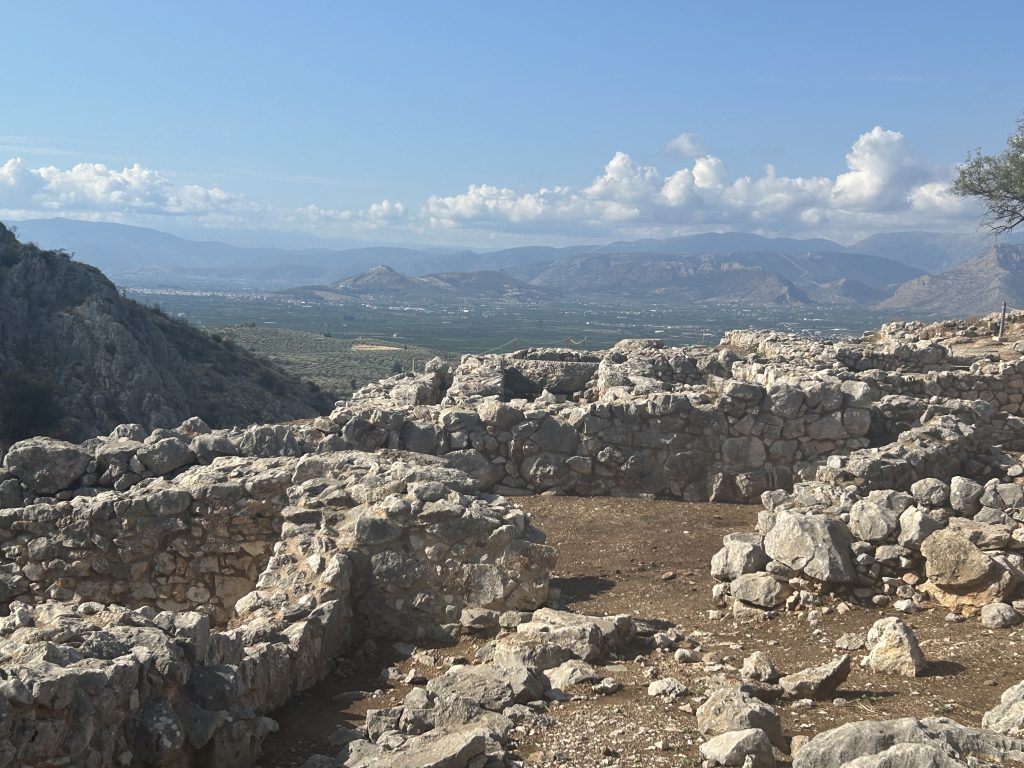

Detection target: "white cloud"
[419, 126, 979, 240]
[365, 199, 407, 223]
[831, 127, 929, 210]
[0, 159, 261, 226]
[0, 126, 982, 244]
[666, 132, 703, 157]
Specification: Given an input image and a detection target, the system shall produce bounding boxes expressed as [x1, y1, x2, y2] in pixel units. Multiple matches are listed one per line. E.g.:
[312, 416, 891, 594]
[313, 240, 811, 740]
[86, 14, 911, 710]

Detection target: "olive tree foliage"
[951, 116, 1024, 234]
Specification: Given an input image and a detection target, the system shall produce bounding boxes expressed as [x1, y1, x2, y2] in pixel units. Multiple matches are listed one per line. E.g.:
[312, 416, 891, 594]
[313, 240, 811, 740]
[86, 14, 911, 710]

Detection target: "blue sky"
[1, 2, 1021, 246]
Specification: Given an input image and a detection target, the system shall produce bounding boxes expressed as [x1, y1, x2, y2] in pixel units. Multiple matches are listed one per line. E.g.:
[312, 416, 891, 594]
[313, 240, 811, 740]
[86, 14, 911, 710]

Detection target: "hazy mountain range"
[7, 216, 1024, 315]
[881, 244, 1024, 314]
[281, 264, 556, 303]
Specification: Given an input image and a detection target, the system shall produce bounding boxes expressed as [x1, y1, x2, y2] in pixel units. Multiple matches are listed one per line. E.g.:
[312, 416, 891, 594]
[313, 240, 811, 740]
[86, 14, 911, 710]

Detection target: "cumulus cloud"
[0, 126, 980, 243]
[0, 159, 261, 226]
[292, 199, 410, 230]
[666, 132, 703, 157]
[421, 126, 977, 240]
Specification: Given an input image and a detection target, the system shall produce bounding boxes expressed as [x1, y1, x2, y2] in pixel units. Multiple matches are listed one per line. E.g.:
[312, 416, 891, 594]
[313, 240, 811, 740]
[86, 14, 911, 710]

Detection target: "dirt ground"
[256, 496, 1024, 767]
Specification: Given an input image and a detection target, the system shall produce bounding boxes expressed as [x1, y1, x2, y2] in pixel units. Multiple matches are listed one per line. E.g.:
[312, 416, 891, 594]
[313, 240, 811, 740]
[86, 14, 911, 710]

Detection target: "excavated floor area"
[256, 495, 1024, 767]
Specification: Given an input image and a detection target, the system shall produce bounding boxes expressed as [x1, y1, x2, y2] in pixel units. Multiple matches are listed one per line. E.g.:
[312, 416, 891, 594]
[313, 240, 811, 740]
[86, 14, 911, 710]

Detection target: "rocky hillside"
[504, 249, 921, 305]
[283, 264, 554, 302]
[512, 253, 813, 304]
[0, 223, 331, 444]
[881, 244, 1024, 315]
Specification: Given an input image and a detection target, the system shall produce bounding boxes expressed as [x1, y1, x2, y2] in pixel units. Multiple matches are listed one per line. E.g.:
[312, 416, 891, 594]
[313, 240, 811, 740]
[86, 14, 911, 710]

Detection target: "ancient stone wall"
[6, 313, 1024, 766]
[0, 439, 553, 767]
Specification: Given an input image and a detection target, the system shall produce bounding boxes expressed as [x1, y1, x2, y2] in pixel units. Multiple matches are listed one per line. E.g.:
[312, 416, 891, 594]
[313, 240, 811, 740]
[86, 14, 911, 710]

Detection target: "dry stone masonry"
[0, 433, 553, 766]
[7, 311, 1024, 765]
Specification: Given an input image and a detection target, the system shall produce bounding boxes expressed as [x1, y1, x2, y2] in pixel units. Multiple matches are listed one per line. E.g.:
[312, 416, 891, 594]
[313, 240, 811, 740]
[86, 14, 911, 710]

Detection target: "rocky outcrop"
[792, 717, 1024, 767]
[712, 464, 1024, 616]
[881, 243, 1024, 315]
[302, 608, 637, 767]
[0, 223, 330, 446]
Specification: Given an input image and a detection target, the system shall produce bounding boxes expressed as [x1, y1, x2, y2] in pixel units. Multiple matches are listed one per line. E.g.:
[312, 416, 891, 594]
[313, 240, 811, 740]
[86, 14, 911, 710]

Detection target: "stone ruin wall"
[5, 314, 1024, 766]
[326, 344, 878, 504]
[323, 329, 1024, 504]
[0, 441, 553, 767]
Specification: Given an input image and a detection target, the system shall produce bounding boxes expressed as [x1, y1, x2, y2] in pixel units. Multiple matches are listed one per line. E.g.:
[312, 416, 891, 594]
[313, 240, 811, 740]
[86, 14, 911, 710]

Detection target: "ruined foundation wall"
[0, 448, 553, 768]
[4, 317, 1024, 767]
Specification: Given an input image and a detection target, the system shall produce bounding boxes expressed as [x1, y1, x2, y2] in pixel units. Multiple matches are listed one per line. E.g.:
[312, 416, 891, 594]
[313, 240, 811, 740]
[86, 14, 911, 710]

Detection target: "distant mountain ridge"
[297, 247, 925, 307]
[505, 249, 919, 305]
[850, 231, 1024, 273]
[283, 264, 554, 303]
[9, 217, 1008, 290]
[11, 217, 1024, 316]
[880, 244, 1024, 315]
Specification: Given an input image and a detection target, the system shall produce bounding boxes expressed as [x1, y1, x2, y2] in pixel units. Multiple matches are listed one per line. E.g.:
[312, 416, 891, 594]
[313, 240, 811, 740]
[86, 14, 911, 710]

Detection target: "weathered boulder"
[3, 437, 91, 494]
[741, 652, 781, 684]
[697, 687, 785, 749]
[647, 677, 689, 699]
[980, 602, 1023, 629]
[920, 529, 1017, 611]
[897, 507, 942, 550]
[730, 573, 791, 610]
[866, 617, 926, 677]
[137, 437, 195, 475]
[544, 659, 600, 692]
[911, 478, 950, 507]
[711, 539, 770, 582]
[700, 728, 775, 768]
[348, 725, 489, 768]
[921, 529, 1003, 589]
[494, 610, 632, 672]
[791, 717, 1024, 768]
[949, 476, 984, 516]
[425, 666, 515, 712]
[983, 680, 1024, 737]
[779, 655, 850, 700]
[764, 512, 856, 583]
[849, 500, 899, 543]
[190, 433, 240, 464]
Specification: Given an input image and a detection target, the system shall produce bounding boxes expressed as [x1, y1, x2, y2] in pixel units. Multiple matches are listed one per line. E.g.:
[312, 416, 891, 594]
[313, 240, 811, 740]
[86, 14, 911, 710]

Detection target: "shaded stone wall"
[0, 459, 290, 625]
[0, 447, 553, 767]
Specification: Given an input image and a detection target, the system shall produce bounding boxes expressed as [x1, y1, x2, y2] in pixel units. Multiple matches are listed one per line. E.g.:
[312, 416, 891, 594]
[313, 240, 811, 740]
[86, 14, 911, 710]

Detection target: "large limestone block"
[3, 437, 91, 494]
[764, 512, 856, 583]
[983, 680, 1024, 737]
[848, 500, 899, 543]
[921, 529, 1001, 590]
[700, 728, 775, 767]
[137, 437, 195, 475]
[730, 573, 791, 610]
[779, 655, 850, 700]
[711, 540, 769, 581]
[721, 436, 767, 472]
[697, 687, 785, 749]
[792, 717, 1024, 768]
[866, 617, 926, 677]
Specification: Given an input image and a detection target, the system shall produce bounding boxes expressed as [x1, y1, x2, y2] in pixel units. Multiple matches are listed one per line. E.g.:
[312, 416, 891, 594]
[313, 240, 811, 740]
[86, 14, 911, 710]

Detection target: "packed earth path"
[516, 496, 1024, 766]
[254, 495, 1024, 767]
